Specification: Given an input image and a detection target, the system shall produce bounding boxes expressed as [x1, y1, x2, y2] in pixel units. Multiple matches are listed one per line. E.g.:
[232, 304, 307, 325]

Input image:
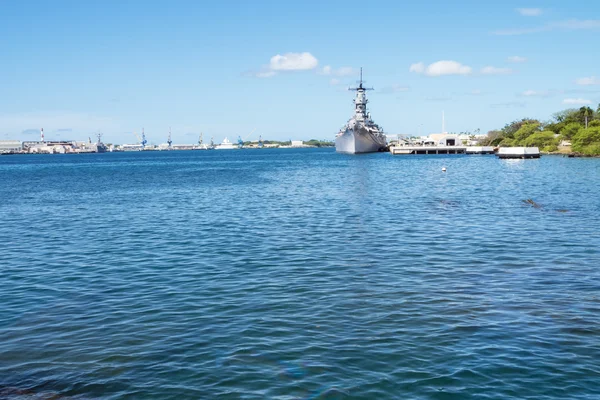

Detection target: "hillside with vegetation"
[480, 105, 600, 155]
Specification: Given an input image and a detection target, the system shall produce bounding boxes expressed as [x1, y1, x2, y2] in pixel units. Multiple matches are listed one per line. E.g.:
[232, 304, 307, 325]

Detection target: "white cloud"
[481, 66, 514, 75]
[508, 56, 527, 63]
[516, 8, 542, 16]
[575, 76, 600, 86]
[329, 78, 341, 86]
[563, 98, 592, 105]
[321, 65, 332, 75]
[410, 60, 472, 77]
[493, 19, 600, 35]
[269, 52, 318, 71]
[469, 89, 483, 95]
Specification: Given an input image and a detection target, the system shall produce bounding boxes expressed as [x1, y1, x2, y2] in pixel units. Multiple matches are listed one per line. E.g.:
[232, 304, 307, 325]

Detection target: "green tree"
[553, 109, 578, 123]
[522, 131, 559, 151]
[572, 126, 600, 155]
[560, 122, 583, 140]
[513, 122, 541, 143]
[501, 118, 540, 139]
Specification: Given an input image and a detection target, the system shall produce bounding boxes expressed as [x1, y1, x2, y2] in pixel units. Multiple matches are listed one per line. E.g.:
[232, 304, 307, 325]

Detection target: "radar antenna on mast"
[349, 67, 373, 91]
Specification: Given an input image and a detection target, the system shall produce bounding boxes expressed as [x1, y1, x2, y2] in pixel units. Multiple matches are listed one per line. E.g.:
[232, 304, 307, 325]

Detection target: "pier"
[390, 146, 467, 155]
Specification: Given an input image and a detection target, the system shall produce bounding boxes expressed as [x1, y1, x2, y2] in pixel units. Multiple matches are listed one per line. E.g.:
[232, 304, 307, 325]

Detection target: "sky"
[1, 0, 599, 144]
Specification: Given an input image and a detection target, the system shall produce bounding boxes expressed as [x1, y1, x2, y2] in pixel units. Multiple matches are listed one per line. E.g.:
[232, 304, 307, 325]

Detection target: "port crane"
[237, 128, 257, 149]
[134, 128, 148, 149]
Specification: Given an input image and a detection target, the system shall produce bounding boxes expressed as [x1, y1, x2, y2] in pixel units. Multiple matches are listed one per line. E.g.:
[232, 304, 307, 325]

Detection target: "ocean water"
[1, 148, 599, 400]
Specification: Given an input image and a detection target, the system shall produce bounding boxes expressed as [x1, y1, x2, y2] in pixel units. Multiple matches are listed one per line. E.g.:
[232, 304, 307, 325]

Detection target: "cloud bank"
[251, 52, 319, 78]
[410, 61, 472, 77]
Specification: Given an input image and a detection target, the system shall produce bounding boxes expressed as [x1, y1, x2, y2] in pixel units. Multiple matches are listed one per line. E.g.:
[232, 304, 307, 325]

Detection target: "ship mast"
[348, 67, 373, 122]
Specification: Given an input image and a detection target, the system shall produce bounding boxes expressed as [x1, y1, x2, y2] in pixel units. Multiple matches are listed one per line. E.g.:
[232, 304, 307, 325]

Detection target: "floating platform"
[390, 146, 466, 155]
[465, 146, 495, 155]
[497, 147, 540, 159]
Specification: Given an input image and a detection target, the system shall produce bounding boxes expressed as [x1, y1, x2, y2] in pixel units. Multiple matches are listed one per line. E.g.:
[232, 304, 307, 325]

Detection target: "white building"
[0, 140, 22, 153]
[291, 140, 304, 147]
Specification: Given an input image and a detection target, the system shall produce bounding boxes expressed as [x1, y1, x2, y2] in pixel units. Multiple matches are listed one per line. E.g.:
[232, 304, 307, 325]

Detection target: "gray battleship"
[335, 69, 387, 154]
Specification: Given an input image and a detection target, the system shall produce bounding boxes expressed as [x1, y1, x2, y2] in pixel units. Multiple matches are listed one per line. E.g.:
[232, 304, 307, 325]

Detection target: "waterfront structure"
[497, 147, 540, 159]
[0, 140, 23, 154]
[335, 69, 387, 154]
[390, 145, 467, 155]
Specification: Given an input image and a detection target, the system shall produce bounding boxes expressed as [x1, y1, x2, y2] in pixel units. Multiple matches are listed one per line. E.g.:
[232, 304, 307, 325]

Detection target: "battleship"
[335, 69, 387, 154]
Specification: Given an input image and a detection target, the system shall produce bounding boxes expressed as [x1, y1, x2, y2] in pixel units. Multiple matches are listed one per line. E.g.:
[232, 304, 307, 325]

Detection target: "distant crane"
[167, 127, 172, 149]
[133, 128, 148, 149]
[141, 128, 147, 148]
[237, 128, 257, 149]
[134, 128, 148, 149]
[198, 132, 204, 145]
[258, 135, 264, 148]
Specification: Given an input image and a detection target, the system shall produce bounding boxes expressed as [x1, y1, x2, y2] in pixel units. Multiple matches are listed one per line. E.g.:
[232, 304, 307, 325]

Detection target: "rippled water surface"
[1, 149, 600, 399]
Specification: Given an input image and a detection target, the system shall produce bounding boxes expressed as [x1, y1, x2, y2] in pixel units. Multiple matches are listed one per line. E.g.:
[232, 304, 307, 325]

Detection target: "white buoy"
[442, 167, 447, 172]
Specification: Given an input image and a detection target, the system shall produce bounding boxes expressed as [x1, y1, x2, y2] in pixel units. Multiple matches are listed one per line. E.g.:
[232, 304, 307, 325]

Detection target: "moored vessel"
[335, 69, 387, 154]
[215, 137, 236, 150]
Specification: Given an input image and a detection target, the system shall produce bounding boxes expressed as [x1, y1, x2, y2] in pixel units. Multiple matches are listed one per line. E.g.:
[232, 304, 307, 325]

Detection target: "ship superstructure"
[335, 68, 387, 154]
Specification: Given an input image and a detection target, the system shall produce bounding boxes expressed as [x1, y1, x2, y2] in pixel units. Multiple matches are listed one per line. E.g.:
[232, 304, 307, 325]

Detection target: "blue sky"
[1, 0, 599, 144]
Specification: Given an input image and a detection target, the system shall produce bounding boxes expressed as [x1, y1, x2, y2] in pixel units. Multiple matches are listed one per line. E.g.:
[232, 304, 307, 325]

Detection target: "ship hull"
[335, 127, 386, 154]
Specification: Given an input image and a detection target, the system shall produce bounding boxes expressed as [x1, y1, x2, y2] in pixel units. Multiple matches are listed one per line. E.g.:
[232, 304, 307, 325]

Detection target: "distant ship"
[335, 69, 387, 154]
[196, 133, 210, 150]
[215, 137, 236, 150]
[95, 133, 107, 153]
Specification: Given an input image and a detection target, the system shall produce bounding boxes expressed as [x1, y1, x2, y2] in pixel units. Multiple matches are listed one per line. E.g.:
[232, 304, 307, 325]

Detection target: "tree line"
[480, 104, 600, 155]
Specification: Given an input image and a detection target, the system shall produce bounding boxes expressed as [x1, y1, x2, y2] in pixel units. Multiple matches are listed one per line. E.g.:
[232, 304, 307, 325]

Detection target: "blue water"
[1, 149, 600, 399]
